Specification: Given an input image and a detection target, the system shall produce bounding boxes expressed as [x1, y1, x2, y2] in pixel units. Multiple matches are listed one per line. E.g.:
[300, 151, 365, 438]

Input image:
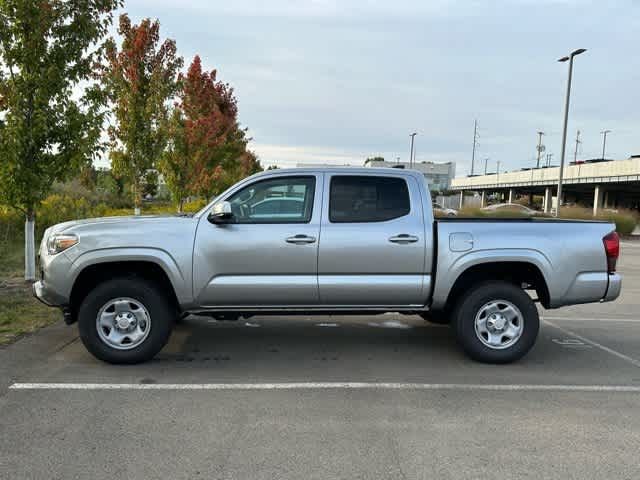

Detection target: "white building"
[364, 159, 456, 192]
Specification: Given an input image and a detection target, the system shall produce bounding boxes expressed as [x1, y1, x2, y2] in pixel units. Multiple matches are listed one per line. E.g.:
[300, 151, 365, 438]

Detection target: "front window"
[227, 176, 316, 223]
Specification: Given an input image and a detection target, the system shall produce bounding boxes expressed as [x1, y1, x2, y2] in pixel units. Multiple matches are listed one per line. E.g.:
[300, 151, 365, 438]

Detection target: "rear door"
[318, 173, 427, 306]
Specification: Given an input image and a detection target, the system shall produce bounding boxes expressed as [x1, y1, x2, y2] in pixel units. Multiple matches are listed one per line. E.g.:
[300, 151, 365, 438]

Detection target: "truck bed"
[431, 217, 619, 310]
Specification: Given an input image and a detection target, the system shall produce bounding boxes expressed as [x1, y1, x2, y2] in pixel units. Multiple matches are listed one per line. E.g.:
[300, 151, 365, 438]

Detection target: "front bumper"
[602, 273, 622, 302]
[32, 280, 67, 307]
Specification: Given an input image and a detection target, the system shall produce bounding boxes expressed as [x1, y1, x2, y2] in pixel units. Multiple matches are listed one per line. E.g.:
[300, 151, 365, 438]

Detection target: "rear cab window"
[329, 175, 411, 223]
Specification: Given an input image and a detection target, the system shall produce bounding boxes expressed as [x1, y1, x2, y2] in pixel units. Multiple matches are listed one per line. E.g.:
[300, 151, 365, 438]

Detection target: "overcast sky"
[122, 0, 639, 176]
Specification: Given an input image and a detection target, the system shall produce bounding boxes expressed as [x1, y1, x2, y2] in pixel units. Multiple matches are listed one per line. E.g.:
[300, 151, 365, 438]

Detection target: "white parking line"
[544, 319, 640, 368]
[544, 316, 640, 323]
[8, 382, 640, 392]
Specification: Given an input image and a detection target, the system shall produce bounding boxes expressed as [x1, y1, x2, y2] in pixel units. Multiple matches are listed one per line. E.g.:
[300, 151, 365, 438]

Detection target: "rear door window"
[329, 176, 410, 223]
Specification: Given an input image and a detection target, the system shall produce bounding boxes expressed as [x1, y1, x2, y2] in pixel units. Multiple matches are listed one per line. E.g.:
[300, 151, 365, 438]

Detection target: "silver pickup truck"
[34, 167, 622, 364]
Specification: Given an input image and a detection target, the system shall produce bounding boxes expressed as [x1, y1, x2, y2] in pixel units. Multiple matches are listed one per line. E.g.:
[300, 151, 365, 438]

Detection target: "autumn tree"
[100, 14, 182, 211]
[0, 0, 121, 280]
[159, 107, 190, 211]
[206, 125, 262, 194]
[141, 169, 158, 198]
[160, 55, 260, 209]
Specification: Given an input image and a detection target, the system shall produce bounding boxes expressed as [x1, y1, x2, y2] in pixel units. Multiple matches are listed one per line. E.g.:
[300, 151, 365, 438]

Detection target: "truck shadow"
[152, 315, 561, 376]
[158, 315, 457, 363]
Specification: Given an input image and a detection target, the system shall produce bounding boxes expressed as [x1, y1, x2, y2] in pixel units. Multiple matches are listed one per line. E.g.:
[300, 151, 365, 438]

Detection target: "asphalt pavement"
[1, 242, 639, 479]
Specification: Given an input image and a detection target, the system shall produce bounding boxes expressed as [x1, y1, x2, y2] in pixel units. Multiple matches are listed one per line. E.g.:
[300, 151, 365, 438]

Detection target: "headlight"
[47, 234, 79, 255]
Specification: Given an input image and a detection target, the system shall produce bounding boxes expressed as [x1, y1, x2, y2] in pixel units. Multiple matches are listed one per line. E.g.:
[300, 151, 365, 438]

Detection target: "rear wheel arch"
[443, 261, 550, 313]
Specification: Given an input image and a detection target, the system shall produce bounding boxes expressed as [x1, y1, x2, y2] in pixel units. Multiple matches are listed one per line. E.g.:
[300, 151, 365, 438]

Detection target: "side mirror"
[208, 201, 233, 224]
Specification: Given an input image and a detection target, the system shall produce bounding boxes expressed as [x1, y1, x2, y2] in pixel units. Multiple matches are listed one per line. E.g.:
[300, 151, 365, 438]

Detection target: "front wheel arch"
[69, 261, 180, 324]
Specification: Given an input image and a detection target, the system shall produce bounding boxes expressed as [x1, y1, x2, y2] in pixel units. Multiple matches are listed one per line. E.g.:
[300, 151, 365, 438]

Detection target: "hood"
[49, 214, 190, 234]
[42, 213, 200, 263]
[42, 214, 197, 246]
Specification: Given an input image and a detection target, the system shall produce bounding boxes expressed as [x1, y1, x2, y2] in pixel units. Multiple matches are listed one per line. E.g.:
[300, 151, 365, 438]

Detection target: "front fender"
[67, 247, 191, 306]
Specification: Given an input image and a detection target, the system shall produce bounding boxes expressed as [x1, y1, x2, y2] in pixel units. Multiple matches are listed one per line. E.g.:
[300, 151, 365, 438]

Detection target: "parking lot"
[1, 242, 639, 479]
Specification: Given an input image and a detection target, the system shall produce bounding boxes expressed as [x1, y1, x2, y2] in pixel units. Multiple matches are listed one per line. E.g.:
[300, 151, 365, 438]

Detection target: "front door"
[193, 174, 322, 307]
[318, 173, 427, 306]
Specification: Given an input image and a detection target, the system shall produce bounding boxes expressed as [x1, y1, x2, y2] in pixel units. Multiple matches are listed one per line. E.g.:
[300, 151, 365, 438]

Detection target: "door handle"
[389, 234, 419, 244]
[286, 234, 316, 244]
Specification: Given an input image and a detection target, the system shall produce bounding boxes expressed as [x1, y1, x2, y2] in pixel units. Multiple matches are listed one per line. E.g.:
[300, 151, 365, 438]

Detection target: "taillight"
[603, 231, 620, 273]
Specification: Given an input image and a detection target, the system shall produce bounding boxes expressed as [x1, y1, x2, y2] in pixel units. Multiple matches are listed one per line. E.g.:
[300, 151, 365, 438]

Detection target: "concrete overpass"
[450, 157, 640, 214]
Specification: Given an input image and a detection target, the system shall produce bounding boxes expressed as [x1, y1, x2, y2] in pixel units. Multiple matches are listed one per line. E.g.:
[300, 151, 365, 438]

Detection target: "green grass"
[0, 235, 59, 345]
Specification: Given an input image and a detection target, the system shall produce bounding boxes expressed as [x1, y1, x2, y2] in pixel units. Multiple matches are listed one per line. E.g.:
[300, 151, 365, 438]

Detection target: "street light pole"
[409, 132, 417, 168]
[536, 131, 545, 168]
[471, 119, 478, 175]
[484, 157, 489, 175]
[601, 129, 611, 160]
[556, 48, 586, 217]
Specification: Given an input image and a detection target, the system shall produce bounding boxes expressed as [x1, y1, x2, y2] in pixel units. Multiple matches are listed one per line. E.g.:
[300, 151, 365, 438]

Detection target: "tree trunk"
[177, 198, 184, 214]
[133, 178, 141, 216]
[24, 212, 36, 282]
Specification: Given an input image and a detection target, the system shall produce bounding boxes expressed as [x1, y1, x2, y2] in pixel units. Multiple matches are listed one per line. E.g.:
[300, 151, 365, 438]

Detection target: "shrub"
[455, 206, 532, 218]
[556, 206, 638, 235]
[455, 207, 484, 217]
[596, 210, 638, 236]
[182, 198, 208, 213]
[0, 206, 23, 244]
[39, 194, 98, 229]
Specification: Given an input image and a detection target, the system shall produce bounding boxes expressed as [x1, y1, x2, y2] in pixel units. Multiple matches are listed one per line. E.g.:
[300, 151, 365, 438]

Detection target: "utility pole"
[573, 129, 581, 163]
[536, 131, 545, 168]
[556, 48, 587, 217]
[601, 129, 611, 160]
[396, 156, 400, 164]
[546, 153, 553, 167]
[496, 160, 501, 178]
[471, 119, 479, 175]
[409, 132, 417, 168]
[484, 157, 489, 175]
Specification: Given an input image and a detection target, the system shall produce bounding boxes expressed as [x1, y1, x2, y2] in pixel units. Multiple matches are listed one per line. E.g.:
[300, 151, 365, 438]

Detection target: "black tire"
[77, 277, 174, 364]
[452, 281, 539, 364]
[420, 311, 451, 325]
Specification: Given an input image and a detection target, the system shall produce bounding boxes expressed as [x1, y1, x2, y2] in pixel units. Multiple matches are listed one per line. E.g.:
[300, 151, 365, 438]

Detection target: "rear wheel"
[78, 277, 174, 364]
[452, 281, 538, 364]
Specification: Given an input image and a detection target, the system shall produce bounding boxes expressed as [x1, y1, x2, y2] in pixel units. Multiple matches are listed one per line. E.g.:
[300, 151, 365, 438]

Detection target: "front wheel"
[78, 277, 174, 364]
[452, 281, 539, 364]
